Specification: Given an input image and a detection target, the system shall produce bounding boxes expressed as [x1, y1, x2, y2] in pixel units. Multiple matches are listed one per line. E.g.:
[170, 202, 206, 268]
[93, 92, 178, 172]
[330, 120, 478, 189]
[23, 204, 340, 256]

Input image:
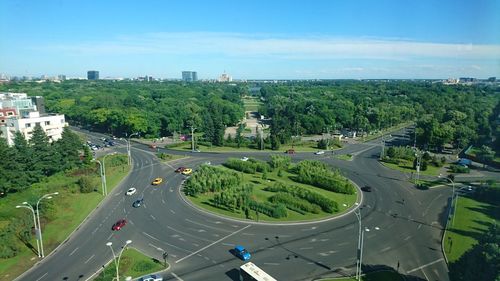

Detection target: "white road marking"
[380, 246, 391, 252]
[417, 224, 422, 230]
[171, 272, 184, 281]
[35, 272, 48, 281]
[150, 214, 156, 220]
[407, 258, 445, 274]
[69, 247, 79, 256]
[222, 242, 235, 247]
[170, 209, 175, 214]
[264, 262, 280, 265]
[84, 254, 95, 264]
[176, 225, 251, 264]
[421, 269, 430, 281]
[404, 235, 412, 241]
[142, 232, 191, 253]
[107, 233, 113, 240]
[162, 198, 166, 204]
[242, 232, 255, 236]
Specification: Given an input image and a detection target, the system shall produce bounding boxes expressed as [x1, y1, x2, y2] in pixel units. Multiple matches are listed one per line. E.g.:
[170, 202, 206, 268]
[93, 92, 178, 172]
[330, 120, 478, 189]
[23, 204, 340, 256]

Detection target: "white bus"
[239, 262, 277, 281]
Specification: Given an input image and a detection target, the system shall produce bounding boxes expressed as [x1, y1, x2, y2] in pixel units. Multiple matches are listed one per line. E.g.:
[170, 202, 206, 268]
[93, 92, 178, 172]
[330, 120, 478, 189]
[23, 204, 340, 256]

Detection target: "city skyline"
[1, 0, 499, 79]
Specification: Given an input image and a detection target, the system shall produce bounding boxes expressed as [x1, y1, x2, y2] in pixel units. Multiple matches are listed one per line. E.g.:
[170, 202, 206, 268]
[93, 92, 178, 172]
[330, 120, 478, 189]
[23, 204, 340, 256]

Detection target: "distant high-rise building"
[182, 71, 198, 82]
[487, 77, 496, 82]
[58, 75, 66, 81]
[87, 70, 99, 80]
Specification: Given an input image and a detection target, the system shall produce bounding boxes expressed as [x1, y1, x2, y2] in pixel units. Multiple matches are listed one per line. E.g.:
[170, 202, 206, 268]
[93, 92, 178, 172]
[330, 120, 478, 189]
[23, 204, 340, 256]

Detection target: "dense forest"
[259, 81, 499, 151]
[1, 80, 498, 152]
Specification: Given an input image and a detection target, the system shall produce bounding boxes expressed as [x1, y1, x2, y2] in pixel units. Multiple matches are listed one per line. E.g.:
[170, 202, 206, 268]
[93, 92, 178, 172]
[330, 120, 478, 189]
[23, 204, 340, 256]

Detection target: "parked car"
[234, 245, 251, 261]
[126, 187, 137, 196]
[240, 157, 249, 161]
[152, 178, 163, 185]
[133, 198, 144, 208]
[112, 219, 127, 231]
[175, 167, 186, 173]
[361, 186, 372, 192]
[139, 274, 163, 281]
[314, 151, 325, 155]
[181, 168, 193, 175]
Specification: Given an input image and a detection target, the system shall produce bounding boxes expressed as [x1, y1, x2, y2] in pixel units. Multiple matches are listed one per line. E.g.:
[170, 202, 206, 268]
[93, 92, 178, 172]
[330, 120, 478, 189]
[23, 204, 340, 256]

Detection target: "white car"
[314, 151, 325, 155]
[240, 157, 249, 161]
[139, 275, 163, 281]
[126, 187, 137, 196]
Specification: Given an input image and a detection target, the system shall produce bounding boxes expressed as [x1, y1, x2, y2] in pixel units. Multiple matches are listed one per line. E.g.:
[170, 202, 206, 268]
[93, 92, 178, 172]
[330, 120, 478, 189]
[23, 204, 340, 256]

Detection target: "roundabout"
[17, 130, 451, 281]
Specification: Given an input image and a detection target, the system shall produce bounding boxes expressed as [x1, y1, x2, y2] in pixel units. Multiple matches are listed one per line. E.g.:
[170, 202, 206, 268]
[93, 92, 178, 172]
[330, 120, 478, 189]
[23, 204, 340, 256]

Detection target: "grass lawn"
[443, 194, 499, 262]
[0, 155, 130, 280]
[187, 168, 357, 222]
[335, 154, 353, 161]
[380, 159, 442, 176]
[321, 271, 403, 281]
[167, 141, 339, 153]
[94, 248, 166, 281]
[242, 96, 263, 112]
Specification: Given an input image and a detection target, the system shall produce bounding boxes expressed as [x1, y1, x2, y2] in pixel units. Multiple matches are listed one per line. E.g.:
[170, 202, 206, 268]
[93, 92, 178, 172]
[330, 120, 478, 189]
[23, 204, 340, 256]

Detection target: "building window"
[7, 112, 14, 116]
[26, 123, 31, 128]
[35, 122, 40, 127]
[0, 112, 3, 117]
[45, 121, 50, 126]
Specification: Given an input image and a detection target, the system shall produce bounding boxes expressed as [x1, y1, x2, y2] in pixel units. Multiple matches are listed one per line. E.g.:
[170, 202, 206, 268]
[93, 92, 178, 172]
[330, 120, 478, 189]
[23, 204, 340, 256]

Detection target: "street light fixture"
[439, 175, 457, 226]
[125, 132, 139, 165]
[16, 204, 41, 257]
[92, 159, 105, 196]
[35, 192, 59, 258]
[106, 240, 132, 281]
[102, 152, 117, 196]
[354, 208, 362, 281]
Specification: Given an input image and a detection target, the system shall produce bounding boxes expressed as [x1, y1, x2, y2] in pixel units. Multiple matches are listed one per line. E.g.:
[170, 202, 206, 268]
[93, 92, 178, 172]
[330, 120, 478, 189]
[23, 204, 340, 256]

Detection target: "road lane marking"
[171, 272, 184, 281]
[264, 262, 280, 265]
[35, 272, 48, 281]
[69, 247, 79, 256]
[150, 214, 156, 220]
[84, 254, 95, 264]
[142, 232, 191, 253]
[185, 218, 232, 233]
[175, 225, 251, 264]
[170, 209, 176, 214]
[404, 235, 412, 241]
[421, 269, 430, 281]
[380, 246, 391, 252]
[407, 258, 444, 274]
[417, 224, 422, 230]
[222, 242, 235, 247]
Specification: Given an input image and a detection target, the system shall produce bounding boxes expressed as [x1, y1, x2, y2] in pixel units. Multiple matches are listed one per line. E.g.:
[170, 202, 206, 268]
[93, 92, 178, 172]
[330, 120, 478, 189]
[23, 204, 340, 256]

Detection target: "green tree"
[476, 145, 495, 167]
[30, 124, 59, 178]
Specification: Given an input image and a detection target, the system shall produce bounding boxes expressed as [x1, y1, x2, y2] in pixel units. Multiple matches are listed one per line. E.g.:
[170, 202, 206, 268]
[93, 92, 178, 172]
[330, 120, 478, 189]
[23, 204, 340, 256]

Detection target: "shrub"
[269, 192, 321, 214]
[224, 158, 270, 174]
[184, 165, 243, 196]
[293, 160, 355, 194]
[248, 200, 288, 218]
[78, 176, 96, 193]
[265, 183, 338, 213]
[269, 155, 291, 170]
[449, 164, 470, 173]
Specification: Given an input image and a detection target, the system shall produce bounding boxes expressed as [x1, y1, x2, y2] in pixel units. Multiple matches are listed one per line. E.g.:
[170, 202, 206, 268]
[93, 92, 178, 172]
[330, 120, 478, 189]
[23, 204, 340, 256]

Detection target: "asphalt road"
[16, 129, 452, 281]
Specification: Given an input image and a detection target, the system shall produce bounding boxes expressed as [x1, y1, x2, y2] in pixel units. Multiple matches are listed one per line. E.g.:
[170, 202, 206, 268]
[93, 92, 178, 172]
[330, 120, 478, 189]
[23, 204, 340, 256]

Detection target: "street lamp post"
[93, 159, 105, 196]
[126, 132, 139, 165]
[354, 207, 362, 281]
[16, 204, 41, 257]
[102, 152, 117, 196]
[36, 192, 59, 258]
[106, 240, 132, 281]
[440, 176, 457, 226]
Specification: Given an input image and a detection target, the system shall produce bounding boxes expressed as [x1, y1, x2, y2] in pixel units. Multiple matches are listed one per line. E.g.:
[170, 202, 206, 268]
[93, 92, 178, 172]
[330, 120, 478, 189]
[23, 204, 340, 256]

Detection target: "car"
[133, 198, 144, 208]
[204, 161, 212, 165]
[361, 186, 372, 192]
[285, 149, 296, 154]
[112, 219, 127, 231]
[181, 168, 193, 175]
[234, 245, 251, 261]
[152, 178, 163, 185]
[314, 151, 325, 155]
[139, 274, 163, 281]
[126, 187, 137, 196]
[175, 167, 186, 173]
[240, 157, 249, 161]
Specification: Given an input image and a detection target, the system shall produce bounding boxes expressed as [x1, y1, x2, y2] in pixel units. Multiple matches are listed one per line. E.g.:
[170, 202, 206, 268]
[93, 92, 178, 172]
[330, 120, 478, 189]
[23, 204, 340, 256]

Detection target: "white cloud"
[35, 32, 500, 61]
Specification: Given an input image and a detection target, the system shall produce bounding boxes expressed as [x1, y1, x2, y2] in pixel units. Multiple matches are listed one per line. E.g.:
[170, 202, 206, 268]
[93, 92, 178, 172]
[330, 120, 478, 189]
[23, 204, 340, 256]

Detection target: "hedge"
[265, 183, 338, 213]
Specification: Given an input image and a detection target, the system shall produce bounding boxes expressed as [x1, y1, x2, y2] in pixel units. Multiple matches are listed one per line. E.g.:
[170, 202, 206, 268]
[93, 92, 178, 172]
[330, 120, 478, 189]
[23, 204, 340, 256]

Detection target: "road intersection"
[17, 130, 451, 281]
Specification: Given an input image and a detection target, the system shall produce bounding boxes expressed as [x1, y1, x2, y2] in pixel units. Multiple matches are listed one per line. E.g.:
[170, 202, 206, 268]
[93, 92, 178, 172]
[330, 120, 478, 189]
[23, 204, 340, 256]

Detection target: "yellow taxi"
[151, 177, 163, 185]
[181, 168, 193, 175]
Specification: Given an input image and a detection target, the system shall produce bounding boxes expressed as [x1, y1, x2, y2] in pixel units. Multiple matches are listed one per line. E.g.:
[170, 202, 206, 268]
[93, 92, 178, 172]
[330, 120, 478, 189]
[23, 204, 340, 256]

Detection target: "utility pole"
[413, 122, 417, 149]
[190, 125, 196, 152]
[326, 126, 331, 151]
[260, 125, 264, 150]
[380, 135, 385, 160]
[415, 151, 421, 186]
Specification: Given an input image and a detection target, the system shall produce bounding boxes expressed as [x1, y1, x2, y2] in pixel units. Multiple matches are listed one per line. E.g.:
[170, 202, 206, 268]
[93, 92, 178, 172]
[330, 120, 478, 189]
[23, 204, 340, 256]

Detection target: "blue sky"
[1, 0, 499, 79]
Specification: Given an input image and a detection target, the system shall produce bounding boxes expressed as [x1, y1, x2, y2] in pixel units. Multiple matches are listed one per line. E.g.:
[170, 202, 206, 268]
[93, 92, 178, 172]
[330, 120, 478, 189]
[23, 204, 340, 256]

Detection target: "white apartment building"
[0, 111, 67, 146]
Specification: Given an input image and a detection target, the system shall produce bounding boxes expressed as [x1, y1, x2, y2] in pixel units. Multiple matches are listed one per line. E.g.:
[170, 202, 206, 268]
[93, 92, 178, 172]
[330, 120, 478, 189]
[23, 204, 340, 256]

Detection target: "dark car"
[112, 219, 127, 231]
[133, 199, 144, 208]
[285, 149, 296, 154]
[175, 167, 186, 173]
[361, 186, 372, 192]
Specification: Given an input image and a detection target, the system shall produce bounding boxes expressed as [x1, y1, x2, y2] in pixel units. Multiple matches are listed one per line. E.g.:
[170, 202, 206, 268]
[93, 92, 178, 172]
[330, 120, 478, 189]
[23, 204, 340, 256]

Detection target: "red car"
[112, 219, 127, 231]
[175, 167, 186, 173]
